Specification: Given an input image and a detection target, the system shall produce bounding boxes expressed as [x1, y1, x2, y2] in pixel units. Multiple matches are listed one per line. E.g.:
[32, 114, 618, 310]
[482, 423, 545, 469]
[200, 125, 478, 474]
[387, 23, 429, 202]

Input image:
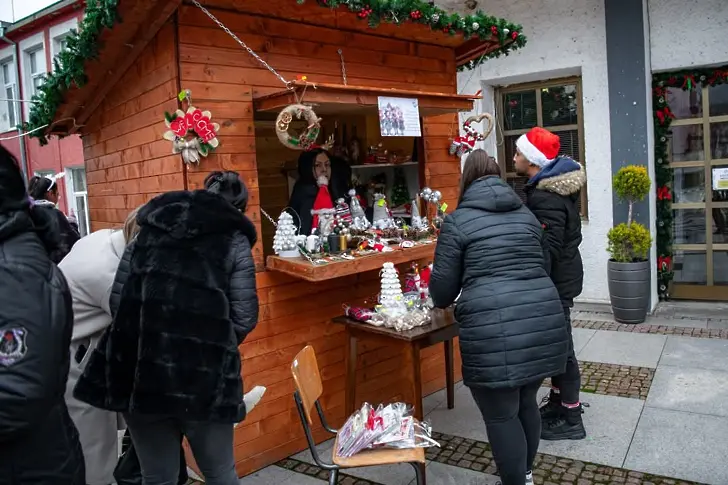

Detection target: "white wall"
[456, 0, 613, 303]
[649, 0, 728, 72]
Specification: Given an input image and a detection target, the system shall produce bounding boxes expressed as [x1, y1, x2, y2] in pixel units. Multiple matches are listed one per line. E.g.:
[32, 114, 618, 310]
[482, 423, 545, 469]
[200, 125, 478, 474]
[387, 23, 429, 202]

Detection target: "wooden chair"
[291, 345, 426, 485]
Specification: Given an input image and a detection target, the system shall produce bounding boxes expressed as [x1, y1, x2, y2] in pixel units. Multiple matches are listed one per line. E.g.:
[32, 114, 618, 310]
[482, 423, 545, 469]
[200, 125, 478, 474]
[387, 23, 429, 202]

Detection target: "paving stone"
[660, 336, 728, 371]
[573, 319, 728, 340]
[578, 330, 666, 368]
[544, 362, 654, 400]
[647, 366, 728, 417]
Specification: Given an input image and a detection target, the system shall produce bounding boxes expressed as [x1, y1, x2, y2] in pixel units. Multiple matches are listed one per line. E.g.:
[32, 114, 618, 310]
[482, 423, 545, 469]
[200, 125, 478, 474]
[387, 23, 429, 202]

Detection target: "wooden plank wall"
[82, 20, 183, 230]
[175, 3, 464, 476]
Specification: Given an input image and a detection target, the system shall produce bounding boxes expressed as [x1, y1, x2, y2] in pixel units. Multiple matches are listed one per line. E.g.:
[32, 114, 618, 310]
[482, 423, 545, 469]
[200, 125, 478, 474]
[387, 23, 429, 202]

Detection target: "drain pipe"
[0, 26, 29, 182]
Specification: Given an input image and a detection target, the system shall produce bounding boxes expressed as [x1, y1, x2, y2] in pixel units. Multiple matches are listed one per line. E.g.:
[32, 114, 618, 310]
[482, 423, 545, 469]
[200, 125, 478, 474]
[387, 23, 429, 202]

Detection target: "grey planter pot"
[607, 260, 650, 324]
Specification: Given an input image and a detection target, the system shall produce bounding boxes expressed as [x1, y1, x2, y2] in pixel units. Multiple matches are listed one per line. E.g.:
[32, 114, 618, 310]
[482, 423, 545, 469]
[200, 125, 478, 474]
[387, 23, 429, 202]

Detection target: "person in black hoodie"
[74, 171, 259, 485]
[514, 127, 587, 441]
[27, 174, 80, 263]
[430, 150, 568, 485]
[287, 148, 351, 235]
[0, 146, 85, 484]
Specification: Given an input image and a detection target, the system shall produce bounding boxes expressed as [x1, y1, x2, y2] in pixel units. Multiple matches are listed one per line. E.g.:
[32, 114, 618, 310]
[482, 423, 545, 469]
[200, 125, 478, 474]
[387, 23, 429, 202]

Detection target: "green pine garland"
[300, 0, 526, 70]
[652, 65, 728, 299]
[22, 0, 121, 145]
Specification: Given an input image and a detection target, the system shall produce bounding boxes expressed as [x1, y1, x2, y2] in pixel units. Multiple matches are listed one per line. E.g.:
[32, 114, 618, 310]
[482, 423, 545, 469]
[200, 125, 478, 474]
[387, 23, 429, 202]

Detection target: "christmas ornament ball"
[472, 22, 479, 30]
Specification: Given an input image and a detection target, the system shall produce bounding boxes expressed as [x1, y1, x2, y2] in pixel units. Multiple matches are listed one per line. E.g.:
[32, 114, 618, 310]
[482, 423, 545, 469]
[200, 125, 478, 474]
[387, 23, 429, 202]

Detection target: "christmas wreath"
[163, 91, 220, 165]
[275, 104, 322, 151]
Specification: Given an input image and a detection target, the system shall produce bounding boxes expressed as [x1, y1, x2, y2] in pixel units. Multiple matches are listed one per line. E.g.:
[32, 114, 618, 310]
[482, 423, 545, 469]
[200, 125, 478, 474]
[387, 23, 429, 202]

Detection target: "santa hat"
[516, 127, 561, 168]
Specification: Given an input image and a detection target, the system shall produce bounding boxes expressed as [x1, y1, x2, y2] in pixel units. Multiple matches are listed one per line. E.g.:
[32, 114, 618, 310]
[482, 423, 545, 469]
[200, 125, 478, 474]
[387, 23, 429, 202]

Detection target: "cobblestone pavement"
[276, 430, 707, 485]
[543, 361, 655, 400]
[573, 320, 728, 340]
[277, 457, 386, 485]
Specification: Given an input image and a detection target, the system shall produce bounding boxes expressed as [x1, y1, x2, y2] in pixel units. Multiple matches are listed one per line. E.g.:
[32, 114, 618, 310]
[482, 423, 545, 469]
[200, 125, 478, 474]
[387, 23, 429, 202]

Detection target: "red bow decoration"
[656, 107, 674, 125]
[658, 256, 672, 272]
[682, 75, 696, 91]
[708, 70, 728, 85]
[366, 409, 384, 431]
[657, 186, 672, 201]
[653, 86, 666, 98]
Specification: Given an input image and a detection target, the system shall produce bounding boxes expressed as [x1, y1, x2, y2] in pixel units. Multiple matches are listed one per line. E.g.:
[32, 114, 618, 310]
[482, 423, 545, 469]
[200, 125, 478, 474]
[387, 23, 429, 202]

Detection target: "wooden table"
[333, 307, 458, 421]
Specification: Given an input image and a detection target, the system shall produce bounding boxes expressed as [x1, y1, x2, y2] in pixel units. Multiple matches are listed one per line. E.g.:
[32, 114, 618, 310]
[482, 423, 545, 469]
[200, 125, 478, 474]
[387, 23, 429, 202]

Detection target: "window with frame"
[67, 167, 89, 237]
[52, 35, 69, 70]
[1, 59, 17, 130]
[26, 49, 45, 96]
[496, 77, 587, 217]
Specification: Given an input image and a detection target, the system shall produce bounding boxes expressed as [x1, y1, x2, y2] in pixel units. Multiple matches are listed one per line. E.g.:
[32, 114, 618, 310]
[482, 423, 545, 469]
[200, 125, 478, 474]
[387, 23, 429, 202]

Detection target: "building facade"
[0, 0, 89, 235]
[455, 0, 727, 307]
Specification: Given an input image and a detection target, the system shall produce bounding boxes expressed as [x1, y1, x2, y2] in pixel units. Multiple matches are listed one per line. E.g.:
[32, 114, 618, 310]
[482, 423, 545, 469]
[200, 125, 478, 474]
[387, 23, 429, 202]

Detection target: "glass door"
[669, 83, 728, 300]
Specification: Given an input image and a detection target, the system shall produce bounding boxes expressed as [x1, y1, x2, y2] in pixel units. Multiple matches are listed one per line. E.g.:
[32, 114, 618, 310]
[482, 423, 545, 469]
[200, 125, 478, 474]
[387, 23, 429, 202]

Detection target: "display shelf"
[350, 162, 417, 169]
[266, 242, 435, 282]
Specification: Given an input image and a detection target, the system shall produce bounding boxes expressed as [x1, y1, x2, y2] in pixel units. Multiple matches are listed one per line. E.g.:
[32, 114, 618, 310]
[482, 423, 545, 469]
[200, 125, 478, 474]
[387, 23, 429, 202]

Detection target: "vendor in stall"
[287, 148, 351, 235]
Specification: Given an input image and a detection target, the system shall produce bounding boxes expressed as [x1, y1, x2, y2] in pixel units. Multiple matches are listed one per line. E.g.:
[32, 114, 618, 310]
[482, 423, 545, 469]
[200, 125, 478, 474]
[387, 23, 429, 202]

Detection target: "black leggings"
[470, 381, 542, 485]
[551, 304, 581, 404]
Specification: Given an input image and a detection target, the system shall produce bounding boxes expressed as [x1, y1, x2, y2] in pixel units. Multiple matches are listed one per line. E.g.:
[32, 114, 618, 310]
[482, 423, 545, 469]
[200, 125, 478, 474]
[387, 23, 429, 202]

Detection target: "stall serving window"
[496, 76, 587, 218]
[253, 82, 476, 281]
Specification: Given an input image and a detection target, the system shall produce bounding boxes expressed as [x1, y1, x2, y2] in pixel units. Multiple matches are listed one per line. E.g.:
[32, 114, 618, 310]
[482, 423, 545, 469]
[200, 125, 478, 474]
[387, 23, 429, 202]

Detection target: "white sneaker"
[526, 471, 534, 485]
[243, 385, 266, 413]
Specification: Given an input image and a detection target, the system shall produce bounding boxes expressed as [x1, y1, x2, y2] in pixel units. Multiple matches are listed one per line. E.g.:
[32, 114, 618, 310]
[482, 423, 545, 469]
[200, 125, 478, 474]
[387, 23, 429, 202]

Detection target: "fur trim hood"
[531, 157, 586, 196]
[139, 190, 257, 246]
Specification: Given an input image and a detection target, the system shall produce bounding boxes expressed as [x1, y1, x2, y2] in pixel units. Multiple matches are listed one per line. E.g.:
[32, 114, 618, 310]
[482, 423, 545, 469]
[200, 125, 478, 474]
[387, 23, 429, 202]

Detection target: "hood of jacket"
[458, 175, 523, 213]
[528, 156, 586, 196]
[0, 210, 33, 243]
[138, 190, 257, 246]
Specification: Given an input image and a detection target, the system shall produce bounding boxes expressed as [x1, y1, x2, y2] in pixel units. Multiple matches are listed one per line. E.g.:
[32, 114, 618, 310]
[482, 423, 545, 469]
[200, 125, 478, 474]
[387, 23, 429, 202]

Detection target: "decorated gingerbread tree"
[272, 211, 299, 258]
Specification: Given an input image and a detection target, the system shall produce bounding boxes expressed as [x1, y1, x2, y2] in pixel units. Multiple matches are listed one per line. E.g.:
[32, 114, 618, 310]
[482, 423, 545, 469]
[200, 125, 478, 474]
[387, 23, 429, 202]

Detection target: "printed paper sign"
[378, 97, 421, 137]
[713, 167, 728, 190]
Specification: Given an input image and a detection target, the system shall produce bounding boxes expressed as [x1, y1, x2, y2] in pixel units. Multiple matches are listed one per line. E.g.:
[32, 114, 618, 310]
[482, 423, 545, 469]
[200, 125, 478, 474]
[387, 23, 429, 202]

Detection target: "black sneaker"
[541, 407, 586, 441]
[539, 391, 562, 421]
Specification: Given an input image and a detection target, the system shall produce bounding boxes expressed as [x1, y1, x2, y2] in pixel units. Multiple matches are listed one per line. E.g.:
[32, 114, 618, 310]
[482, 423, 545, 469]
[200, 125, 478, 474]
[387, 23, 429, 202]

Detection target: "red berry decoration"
[491, 25, 498, 35]
[410, 10, 422, 19]
[357, 5, 372, 18]
[511, 31, 519, 40]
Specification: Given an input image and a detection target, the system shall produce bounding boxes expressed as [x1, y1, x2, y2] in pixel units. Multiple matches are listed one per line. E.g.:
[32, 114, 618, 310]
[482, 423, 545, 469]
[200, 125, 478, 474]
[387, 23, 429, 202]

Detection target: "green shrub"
[612, 165, 651, 225]
[607, 222, 652, 262]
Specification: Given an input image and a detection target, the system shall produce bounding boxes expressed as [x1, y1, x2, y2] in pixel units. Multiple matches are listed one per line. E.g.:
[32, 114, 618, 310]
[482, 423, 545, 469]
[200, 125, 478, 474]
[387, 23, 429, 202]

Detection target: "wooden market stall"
[31, 0, 525, 476]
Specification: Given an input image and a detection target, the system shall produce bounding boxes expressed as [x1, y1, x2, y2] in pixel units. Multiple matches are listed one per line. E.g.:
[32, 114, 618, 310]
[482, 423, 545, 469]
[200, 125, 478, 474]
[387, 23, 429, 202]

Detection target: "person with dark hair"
[0, 146, 85, 484]
[74, 171, 263, 485]
[513, 127, 587, 441]
[287, 148, 351, 234]
[27, 174, 80, 263]
[429, 149, 568, 485]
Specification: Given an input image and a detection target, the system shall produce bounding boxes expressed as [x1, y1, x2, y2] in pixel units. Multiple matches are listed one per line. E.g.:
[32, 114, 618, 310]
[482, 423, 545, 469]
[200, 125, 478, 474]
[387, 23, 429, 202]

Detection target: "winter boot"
[541, 404, 586, 441]
[539, 389, 562, 421]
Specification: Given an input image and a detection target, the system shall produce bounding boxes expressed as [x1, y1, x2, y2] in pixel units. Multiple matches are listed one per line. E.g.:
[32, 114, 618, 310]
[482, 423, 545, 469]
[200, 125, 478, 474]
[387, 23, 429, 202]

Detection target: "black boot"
[541, 405, 586, 441]
[539, 390, 562, 421]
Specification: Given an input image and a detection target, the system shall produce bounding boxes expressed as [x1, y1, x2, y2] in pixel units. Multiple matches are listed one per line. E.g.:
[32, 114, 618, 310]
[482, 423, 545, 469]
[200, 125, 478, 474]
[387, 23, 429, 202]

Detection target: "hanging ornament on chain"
[449, 113, 494, 157]
[276, 103, 322, 151]
[163, 89, 220, 165]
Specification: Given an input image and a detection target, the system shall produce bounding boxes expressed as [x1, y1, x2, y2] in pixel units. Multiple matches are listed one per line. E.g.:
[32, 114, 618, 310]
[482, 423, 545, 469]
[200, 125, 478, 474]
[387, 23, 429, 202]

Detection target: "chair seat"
[332, 433, 426, 468]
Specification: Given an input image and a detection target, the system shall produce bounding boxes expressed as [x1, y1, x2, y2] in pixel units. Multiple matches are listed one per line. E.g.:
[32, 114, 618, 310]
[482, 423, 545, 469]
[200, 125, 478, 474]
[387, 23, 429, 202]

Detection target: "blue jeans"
[124, 414, 237, 485]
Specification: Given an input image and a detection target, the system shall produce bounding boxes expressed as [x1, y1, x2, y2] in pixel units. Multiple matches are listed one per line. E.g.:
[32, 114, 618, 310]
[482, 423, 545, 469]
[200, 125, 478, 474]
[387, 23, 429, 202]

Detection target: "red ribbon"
[657, 186, 672, 201]
[656, 107, 674, 125]
[658, 256, 672, 272]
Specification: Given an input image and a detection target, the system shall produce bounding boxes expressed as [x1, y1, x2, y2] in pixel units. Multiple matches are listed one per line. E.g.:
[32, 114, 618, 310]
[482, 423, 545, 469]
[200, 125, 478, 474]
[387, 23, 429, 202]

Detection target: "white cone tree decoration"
[273, 211, 299, 258]
[377, 262, 407, 317]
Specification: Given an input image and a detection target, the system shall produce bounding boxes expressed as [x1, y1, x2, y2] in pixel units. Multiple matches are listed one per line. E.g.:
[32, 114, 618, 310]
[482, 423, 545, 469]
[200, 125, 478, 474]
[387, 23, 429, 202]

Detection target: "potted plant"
[607, 165, 653, 324]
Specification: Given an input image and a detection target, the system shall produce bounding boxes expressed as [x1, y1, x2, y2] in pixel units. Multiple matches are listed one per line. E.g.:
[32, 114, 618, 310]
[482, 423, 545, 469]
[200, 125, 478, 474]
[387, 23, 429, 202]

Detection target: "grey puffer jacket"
[430, 176, 568, 389]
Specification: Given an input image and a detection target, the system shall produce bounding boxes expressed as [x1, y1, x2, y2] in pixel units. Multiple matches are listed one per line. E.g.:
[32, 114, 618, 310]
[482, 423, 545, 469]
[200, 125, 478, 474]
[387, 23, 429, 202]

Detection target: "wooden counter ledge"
[266, 243, 436, 282]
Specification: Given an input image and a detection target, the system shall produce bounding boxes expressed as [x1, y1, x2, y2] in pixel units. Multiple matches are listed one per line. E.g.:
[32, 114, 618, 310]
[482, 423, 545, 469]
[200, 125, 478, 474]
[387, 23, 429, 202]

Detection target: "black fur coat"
[74, 190, 259, 423]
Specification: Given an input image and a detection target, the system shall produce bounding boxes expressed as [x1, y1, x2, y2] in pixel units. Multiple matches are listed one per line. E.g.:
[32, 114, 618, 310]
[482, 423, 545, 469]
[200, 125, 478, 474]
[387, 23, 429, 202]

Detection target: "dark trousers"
[470, 381, 542, 485]
[124, 414, 238, 485]
[551, 303, 581, 404]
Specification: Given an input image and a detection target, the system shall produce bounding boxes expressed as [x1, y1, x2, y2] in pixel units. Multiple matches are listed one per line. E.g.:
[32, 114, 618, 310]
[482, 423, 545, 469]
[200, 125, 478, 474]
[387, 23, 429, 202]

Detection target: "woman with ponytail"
[27, 174, 80, 263]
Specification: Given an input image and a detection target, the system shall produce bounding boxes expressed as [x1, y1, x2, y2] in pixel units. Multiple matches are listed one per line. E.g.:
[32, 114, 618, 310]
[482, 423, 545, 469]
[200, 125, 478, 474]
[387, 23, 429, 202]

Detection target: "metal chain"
[259, 207, 278, 228]
[191, 0, 291, 88]
[337, 49, 348, 86]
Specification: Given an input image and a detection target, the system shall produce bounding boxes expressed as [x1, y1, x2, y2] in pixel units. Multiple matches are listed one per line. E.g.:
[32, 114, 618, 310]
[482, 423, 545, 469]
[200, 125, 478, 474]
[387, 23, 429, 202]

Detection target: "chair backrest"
[291, 345, 324, 425]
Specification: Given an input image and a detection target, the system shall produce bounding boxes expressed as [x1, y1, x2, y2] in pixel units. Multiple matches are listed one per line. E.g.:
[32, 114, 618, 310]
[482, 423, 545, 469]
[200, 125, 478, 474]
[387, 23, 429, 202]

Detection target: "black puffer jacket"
[525, 157, 586, 302]
[0, 209, 84, 484]
[74, 190, 259, 423]
[430, 176, 568, 389]
[31, 200, 80, 264]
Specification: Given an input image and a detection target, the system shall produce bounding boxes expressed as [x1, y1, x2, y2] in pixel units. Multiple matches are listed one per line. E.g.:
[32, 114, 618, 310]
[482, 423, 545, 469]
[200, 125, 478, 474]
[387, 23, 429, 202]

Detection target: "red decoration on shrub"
[656, 107, 674, 124]
[658, 256, 672, 271]
[657, 186, 672, 201]
[491, 25, 498, 35]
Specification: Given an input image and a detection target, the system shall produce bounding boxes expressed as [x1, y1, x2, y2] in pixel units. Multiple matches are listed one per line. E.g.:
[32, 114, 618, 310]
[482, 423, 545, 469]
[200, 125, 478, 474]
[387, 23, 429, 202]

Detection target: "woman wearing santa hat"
[287, 148, 351, 235]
